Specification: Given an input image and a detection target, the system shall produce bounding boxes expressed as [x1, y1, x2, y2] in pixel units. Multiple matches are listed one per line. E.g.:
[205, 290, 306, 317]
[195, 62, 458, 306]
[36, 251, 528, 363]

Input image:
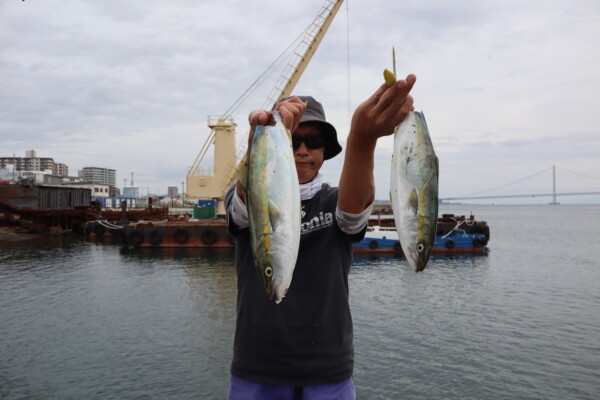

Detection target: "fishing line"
[346, 0, 351, 124]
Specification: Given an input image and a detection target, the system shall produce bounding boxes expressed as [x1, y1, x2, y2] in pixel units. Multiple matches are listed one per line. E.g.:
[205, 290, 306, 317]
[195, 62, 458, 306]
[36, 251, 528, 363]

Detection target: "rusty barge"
[0, 182, 92, 233]
[109, 219, 232, 248]
[0, 182, 169, 233]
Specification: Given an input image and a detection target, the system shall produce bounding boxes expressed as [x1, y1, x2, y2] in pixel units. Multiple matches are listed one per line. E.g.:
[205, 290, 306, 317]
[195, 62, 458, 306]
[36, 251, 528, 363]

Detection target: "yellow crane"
[186, 0, 345, 215]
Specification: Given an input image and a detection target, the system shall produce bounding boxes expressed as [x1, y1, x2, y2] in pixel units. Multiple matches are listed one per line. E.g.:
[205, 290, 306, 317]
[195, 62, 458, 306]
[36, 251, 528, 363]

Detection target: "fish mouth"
[273, 287, 288, 304]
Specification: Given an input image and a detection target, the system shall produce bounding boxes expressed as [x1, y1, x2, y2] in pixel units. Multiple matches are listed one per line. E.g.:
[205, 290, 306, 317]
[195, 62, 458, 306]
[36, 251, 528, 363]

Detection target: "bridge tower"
[549, 165, 560, 205]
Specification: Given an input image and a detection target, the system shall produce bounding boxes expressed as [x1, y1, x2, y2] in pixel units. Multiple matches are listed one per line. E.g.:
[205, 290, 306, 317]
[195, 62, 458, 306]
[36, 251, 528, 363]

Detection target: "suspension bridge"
[440, 165, 600, 204]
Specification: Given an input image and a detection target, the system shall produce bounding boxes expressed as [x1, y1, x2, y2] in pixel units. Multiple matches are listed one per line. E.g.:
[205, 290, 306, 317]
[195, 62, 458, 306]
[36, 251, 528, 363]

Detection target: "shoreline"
[0, 227, 45, 242]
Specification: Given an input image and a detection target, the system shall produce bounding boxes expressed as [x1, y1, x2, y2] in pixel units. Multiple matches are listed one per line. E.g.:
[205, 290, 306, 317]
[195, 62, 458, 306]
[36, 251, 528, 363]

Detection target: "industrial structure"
[2, 1, 346, 238]
[186, 0, 345, 215]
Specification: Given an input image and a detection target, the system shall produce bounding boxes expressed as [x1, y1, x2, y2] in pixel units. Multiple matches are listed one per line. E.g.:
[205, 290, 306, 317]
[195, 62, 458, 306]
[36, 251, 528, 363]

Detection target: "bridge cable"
[458, 166, 552, 197]
[556, 166, 600, 181]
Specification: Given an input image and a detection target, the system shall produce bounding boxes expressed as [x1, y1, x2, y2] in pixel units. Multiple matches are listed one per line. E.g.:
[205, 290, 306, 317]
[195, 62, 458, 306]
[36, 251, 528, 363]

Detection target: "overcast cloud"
[2, 0, 599, 203]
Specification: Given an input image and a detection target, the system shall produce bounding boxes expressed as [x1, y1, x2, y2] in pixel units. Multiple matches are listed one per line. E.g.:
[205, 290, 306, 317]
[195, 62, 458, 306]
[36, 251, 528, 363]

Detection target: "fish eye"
[265, 267, 273, 277]
[417, 243, 425, 253]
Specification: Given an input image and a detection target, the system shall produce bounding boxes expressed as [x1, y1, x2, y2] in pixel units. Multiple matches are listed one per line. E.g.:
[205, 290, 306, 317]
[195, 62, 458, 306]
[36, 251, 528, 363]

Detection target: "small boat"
[354, 214, 489, 254]
[433, 228, 487, 253]
[354, 225, 403, 252]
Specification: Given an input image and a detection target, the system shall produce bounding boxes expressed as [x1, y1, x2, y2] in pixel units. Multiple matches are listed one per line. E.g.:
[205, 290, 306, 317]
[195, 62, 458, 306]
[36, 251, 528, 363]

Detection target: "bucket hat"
[277, 95, 342, 160]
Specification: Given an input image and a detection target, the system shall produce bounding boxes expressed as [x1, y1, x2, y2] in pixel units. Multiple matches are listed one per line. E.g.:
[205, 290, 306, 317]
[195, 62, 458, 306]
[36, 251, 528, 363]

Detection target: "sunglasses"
[292, 133, 324, 150]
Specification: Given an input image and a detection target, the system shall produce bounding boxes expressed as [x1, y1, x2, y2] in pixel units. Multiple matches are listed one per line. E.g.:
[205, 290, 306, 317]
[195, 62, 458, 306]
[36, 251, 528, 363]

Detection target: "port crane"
[186, 0, 344, 214]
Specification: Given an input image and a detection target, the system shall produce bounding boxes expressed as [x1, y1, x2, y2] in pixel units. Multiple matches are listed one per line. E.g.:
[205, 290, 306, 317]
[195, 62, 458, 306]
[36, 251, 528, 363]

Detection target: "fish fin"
[409, 188, 419, 214]
[268, 199, 282, 232]
[237, 155, 249, 190]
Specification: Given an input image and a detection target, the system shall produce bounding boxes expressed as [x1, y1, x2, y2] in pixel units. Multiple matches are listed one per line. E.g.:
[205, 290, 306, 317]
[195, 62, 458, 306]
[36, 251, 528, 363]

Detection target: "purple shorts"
[227, 375, 356, 400]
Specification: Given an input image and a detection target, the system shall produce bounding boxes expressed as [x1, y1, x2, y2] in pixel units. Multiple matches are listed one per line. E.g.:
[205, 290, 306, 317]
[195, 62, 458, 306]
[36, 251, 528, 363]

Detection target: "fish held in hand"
[390, 111, 439, 272]
[247, 111, 301, 303]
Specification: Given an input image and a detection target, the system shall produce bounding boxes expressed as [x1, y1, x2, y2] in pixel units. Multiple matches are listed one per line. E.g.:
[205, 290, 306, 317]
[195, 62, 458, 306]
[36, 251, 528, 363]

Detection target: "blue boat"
[354, 214, 489, 254]
[433, 229, 487, 253]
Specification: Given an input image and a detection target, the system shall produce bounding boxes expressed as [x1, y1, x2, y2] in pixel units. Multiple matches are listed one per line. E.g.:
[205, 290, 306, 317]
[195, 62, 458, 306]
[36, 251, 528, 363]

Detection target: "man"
[225, 74, 416, 399]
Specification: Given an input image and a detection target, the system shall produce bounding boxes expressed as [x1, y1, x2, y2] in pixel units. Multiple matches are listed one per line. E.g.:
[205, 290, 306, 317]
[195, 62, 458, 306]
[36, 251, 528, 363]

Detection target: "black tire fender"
[173, 228, 190, 244]
[95, 222, 107, 235]
[130, 230, 144, 247]
[84, 222, 94, 235]
[200, 229, 218, 245]
[148, 229, 163, 245]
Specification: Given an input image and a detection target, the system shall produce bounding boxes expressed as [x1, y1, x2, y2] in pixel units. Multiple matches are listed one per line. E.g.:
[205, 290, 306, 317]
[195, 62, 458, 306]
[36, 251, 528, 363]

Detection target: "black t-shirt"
[225, 183, 366, 386]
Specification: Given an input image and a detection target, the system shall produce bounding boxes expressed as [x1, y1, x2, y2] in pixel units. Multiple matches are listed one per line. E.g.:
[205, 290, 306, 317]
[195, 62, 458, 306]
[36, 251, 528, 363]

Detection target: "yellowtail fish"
[390, 110, 439, 272]
[247, 111, 301, 303]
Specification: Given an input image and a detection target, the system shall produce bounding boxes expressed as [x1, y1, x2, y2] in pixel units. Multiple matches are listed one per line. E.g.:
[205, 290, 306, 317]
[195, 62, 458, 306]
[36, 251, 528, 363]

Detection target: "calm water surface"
[1, 205, 599, 399]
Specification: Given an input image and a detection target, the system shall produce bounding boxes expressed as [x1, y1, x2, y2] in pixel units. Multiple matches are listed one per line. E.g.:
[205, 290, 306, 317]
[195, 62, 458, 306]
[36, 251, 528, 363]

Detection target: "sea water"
[1, 205, 599, 399]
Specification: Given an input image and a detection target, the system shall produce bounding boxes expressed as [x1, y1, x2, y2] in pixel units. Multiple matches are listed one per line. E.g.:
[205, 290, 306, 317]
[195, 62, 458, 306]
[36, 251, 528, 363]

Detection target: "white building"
[64, 183, 111, 198]
[78, 167, 116, 186]
[0, 152, 56, 172]
[54, 163, 69, 177]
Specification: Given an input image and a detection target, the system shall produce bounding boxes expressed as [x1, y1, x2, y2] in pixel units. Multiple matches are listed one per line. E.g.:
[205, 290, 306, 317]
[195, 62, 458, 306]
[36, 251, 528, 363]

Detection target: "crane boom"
[186, 0, 345, 214]
[266, 0, 345, 103]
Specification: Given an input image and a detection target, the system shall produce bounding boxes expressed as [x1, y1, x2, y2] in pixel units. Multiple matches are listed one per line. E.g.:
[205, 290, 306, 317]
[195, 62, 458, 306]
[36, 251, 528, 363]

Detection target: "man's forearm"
[338, 133, 376, 214]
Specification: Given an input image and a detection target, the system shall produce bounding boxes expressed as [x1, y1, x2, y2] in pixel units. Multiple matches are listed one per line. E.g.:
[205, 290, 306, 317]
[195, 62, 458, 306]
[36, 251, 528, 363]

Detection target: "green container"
[194, 205, 216, 219]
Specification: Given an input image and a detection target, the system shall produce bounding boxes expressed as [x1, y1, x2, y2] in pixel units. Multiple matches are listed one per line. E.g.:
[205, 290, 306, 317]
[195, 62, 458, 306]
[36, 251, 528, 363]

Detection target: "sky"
[2, 0, 600, 204]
